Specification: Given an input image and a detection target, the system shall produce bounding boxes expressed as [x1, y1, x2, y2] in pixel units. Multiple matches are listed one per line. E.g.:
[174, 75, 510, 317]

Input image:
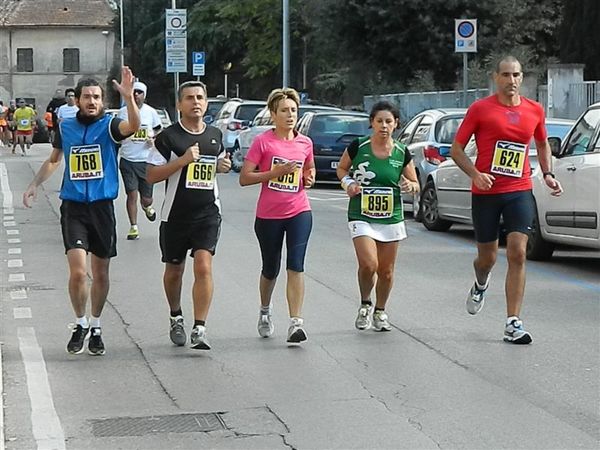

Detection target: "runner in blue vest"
[23, 67, 141, 357]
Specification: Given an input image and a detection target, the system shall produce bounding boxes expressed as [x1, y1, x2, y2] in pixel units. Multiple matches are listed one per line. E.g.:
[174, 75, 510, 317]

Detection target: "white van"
[528, 102, 600, 259]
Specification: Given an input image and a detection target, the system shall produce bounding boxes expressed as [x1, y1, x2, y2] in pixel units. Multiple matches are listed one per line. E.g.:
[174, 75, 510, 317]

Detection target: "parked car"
[230, 104, 341, 172]
[204, 96, 228, 125]
[156, 108, 172, 128]
[296, 111, 370, 181]
[418, 116, 597, 260]
[212, 98, 267, 150]
[396, 108, 467, 219]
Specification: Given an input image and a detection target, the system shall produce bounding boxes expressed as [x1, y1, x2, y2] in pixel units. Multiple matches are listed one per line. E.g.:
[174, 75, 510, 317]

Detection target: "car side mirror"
[548, 137, 561, 156]
[242, 120, 251, 129]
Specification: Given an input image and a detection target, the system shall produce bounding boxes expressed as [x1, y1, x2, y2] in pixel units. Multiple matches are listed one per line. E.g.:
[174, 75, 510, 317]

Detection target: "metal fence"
[363, 88, 489, 122]
[567, 81, 600, 119]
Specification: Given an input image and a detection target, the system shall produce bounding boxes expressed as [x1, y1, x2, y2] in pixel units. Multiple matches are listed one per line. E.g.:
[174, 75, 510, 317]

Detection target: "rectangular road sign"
[165, 8, 187, 73]
[192, 51, 205, 76]
[455, 19, 477, 53]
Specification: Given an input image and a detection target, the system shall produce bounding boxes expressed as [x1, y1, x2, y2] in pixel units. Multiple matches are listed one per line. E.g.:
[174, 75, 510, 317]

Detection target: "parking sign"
[192, 51, 205, 76]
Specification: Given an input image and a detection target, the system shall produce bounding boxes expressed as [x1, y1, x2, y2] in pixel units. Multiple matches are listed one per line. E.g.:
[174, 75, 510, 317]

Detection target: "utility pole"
[282, 0, 289, 88]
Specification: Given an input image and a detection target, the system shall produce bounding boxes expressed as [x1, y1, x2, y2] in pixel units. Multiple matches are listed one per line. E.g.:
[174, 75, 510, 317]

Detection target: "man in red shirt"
[450, 56, 563, 344]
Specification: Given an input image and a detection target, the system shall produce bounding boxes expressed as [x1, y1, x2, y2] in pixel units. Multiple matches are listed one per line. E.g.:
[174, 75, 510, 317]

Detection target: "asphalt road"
[1, 144, 598, 450]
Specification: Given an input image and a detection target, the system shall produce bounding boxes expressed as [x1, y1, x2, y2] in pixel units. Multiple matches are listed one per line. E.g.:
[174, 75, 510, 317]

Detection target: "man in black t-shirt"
[147, 81, 231, 351]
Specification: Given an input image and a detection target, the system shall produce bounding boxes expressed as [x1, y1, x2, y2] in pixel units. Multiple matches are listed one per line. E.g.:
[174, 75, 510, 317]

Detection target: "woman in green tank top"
[336, 100, 419, 332]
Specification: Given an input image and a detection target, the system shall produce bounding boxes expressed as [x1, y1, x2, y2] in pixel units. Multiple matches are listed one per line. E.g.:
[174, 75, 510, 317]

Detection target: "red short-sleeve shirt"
[454, 95, 547, 194]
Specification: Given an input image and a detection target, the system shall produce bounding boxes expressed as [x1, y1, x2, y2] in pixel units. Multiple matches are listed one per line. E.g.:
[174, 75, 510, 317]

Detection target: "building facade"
[0, 0, 117, 110]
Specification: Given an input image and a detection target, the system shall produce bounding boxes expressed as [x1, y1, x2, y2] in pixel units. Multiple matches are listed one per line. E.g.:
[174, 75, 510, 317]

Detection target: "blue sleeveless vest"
[59, 114, 119, 203]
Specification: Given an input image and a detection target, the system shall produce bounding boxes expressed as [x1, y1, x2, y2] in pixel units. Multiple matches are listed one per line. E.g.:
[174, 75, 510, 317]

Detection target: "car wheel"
[231, 143, 243, 173]
[526, 208, 554, 261]
[421, 180, 452, 231]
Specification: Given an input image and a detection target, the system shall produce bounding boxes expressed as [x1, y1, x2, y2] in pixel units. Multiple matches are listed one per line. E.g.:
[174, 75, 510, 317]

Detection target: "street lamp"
[101, 30, 109, 71]
[223, 62, 232, 97]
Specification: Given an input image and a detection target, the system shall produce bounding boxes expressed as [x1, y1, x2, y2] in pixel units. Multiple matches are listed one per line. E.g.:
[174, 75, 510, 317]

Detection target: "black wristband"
[543, 171, 555, 178]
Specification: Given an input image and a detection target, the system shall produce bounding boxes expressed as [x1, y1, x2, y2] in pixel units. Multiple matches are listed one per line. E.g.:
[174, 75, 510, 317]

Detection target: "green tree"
[559, 0, 600, 79]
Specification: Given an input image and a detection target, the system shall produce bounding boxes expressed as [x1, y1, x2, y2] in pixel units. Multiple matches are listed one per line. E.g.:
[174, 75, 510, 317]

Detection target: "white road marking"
[8, 248, 22, 254]
[0, 163, 13, 209]
[8, 259, 23, 268]
[6, 229, 19, 235]
[10, 289, 28, 300]
[3, 221, 16, 227]
[3, 215, 14, 220]
[18, 328, 66, 450]
[7, 238, 21, 244]
[13, 307, 32, 319]
[9, 273, 25, 282]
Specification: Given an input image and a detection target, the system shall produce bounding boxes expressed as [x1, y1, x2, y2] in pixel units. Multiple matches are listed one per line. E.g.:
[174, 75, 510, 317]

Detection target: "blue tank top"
[59, 114, 119, 203]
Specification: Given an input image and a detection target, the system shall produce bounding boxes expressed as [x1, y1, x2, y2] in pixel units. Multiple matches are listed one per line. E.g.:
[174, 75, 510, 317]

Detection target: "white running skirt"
[348, 220, 407, 242]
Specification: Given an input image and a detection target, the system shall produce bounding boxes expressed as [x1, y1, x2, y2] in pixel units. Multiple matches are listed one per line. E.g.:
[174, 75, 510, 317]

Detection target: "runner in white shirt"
[56, 88, 79, 123]
[118, 81, 162, 240]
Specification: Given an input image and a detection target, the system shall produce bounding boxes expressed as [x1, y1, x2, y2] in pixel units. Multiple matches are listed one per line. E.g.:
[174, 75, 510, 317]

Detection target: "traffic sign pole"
[455, 19, 477, 107]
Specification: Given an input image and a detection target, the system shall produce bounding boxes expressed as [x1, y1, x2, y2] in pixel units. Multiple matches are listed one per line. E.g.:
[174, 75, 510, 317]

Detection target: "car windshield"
[529, 122, 574, 152]
[235, 104, 265, 121]
[206, 101, 226, 117]
[434, 116, 464, 144]
[309, 115, 369, 138]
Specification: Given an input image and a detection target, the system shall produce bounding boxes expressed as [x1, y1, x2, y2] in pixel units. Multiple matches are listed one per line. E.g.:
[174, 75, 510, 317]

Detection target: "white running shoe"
[286, 317, 307, 343]
[190, 325, 211, 350]
[355, 304, 374, 330]
[257, 310, 274, 338]
[372, 310, 392, 332]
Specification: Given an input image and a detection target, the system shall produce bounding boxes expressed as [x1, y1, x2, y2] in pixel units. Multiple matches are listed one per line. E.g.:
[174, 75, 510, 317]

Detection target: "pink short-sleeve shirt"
[245, 130, 314, 219]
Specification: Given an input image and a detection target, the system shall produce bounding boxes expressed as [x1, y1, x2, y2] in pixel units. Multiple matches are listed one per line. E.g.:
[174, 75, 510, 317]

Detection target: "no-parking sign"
[455, 19, 477, 53]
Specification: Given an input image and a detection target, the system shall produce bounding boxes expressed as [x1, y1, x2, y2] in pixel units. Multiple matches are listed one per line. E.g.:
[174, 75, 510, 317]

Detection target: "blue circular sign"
[458, 21, 475, 38]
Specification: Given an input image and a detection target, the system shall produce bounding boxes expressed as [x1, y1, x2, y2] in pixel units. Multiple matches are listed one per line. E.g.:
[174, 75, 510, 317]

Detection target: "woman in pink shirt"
[239, 88, 315, 344]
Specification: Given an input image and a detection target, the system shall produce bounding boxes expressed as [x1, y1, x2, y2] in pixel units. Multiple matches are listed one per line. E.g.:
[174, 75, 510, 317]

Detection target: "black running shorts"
[60, 200, 117, 258]
[471, 190, 535, 243]
[159, 214, 222, 263]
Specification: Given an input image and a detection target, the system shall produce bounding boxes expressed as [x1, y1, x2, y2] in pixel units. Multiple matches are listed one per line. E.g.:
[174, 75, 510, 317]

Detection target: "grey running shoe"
[257, 311, 274, 338]
[503, 317, 532, 344]
[372, 310, 392, 332]
[466, 275, 490, 315]
[286, 317, 307, 343]
[88, 327, 106, 356]
[190, 325, 211, 350]
[355, 304, 374, 330]
[169, 315, 186, 346]
[67, 324, 89, 354]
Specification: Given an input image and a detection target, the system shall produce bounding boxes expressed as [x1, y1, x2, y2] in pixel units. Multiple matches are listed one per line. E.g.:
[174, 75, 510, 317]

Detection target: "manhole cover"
[90, 413, 225, 437]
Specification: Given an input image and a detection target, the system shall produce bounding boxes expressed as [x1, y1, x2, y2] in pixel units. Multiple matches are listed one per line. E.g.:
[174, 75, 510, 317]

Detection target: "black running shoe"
[67, 324, 89, 354]
[88, 327, 106, 356]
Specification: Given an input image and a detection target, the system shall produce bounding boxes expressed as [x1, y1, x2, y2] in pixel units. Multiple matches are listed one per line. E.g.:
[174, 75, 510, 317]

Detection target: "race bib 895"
[360, 187, 393, 219]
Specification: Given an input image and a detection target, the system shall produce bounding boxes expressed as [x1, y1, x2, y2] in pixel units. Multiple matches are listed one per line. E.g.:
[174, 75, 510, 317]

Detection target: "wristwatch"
[542, 171, 555, 178]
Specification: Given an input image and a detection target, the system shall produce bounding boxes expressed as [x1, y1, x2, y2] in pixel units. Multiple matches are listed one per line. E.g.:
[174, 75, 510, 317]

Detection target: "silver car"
[419, 118, 587, 259]
[230, 104, 341, 172]
[396, 108, 467, 219]
[212, 99, 267, 150]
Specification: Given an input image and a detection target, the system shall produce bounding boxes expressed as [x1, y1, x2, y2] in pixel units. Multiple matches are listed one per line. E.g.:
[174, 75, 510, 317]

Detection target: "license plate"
[331, 161, 338, 169]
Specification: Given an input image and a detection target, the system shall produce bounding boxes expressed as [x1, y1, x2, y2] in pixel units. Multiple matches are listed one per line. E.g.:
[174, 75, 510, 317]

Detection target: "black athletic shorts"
[471, 190, 535, 243]
[119, 158, 153, 198]
[60, 200, 117, 258]
[159, 213, 222, 264]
